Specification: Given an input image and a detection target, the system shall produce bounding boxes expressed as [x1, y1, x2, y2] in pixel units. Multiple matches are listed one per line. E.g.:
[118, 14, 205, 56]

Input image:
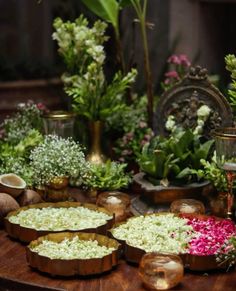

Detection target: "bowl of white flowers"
[26, 231, 120, 276]
[4, 201, 114, 242]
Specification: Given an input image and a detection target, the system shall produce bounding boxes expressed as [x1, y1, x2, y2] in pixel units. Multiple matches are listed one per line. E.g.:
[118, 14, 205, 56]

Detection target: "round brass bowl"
[4, 202, 114, 243]
[133, 172, 211, 204]
[26, 232, 120, 276]
[109, 213, 232, 271]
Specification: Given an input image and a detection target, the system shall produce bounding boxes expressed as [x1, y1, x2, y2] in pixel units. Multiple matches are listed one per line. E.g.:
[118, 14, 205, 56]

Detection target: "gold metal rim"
[43, 111, 76, 120]
[211, 127, 236, 139]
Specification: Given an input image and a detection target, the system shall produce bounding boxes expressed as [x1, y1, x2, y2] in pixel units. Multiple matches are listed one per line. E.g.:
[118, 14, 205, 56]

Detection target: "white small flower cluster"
[193, 105, 211, 135]
[52, 16, 107, 80]
[165, 115, 177, 133]
[30, 236, 115, 260]
[111, 213, 195, 254]
[30, 135, 88, 185]
[9, 206, 112, 231]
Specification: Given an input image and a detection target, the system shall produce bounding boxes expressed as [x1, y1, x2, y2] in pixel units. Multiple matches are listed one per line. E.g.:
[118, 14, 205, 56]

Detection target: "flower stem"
[131, 0, 154, 129]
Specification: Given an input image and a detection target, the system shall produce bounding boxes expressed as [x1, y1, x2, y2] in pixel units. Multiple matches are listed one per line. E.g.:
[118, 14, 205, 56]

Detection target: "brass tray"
[109, 213, 231, 271]
[4, 202, 114, 243]
[26, 232, 120, 276]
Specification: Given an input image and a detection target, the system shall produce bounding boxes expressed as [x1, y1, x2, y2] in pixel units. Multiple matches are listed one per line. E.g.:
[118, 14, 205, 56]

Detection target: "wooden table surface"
[1, 230, 236, 291]
[1, 189, 236, 291]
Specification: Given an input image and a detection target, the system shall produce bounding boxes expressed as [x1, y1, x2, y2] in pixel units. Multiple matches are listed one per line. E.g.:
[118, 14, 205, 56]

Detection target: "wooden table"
[0, 230, 236, 291]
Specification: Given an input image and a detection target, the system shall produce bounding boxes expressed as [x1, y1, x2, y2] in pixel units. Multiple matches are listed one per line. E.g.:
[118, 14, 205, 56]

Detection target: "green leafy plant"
[30, 135, 88, 186]
[138, 129, 214, 186]
[1, 100, 46, 145]
[0, 101, 46, 186]
[225, 54, 236, 116]
[82, 160, 131, 191]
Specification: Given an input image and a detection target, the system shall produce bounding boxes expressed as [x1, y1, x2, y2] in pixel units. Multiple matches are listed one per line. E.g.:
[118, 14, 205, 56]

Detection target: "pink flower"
[179, 54, 191, 67]
[167, 55, 181, 65]
[165, 71, 180, 80]
[37, 102, 49, 113]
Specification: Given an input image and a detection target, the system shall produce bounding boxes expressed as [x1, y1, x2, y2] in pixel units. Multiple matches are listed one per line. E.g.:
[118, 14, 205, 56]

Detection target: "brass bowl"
[4, 201, 114, 242]
[26, 232, 120, 276]
[133, 172, 211, 204]
[109, 213, 232, 271]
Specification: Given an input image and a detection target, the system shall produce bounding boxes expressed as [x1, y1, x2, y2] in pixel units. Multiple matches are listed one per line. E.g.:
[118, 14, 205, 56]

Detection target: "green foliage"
[0, 129, 43, 186]
[81, 0, 119, 31]
[225, 54, 236, 115]
[112, 95, 153, 163]
[138, 129, 214, 185]
[66, 68, 137, 121]
[1, 100, 44, 145]
[82, 160, 131, 191]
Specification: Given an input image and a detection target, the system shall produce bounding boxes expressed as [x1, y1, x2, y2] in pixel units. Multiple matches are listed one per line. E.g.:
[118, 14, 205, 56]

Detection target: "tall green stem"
[114, 26, 125, 73]
[131, 0, 154, 129]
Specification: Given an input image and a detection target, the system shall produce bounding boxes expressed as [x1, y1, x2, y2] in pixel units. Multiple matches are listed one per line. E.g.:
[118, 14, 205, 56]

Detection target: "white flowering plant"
[53, 15, 137, 121]
[30, 135, 88, 186]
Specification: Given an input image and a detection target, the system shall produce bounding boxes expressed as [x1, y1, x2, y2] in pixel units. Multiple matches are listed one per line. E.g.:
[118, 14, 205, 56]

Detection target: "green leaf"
[81, 0, 119, 29]
[119, 0, 133, 8]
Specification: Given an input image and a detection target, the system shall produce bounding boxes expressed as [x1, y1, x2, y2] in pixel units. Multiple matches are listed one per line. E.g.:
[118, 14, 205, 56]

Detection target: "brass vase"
[87, 120, 106, 164]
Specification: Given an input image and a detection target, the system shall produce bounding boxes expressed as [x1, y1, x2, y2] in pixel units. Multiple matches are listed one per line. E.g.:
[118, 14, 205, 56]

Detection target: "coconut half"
[0, 174, 26, 198]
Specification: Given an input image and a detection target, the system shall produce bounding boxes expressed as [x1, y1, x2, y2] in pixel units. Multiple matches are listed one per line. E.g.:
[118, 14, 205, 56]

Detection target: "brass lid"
[43, 111, 76, 120]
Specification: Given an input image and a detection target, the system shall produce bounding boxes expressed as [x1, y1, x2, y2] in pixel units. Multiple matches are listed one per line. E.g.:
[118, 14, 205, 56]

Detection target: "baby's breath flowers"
[9, 206, 112, 231]
[30, 135, 88, 186]
[30, 236, 116, 260]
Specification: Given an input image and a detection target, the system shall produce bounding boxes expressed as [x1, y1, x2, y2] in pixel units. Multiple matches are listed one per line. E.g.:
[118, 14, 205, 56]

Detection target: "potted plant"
[134, 114, 214, 203]
[52, 16, 137, 163]
[81, 160, 131, 198]
[29, 135, 88, 201]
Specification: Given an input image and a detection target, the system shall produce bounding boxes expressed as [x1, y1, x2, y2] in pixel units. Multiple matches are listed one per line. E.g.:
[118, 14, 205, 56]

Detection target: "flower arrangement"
[53, 16, 137, 122]
[30, 135, 87, 186]
[82, 160, 131, 191]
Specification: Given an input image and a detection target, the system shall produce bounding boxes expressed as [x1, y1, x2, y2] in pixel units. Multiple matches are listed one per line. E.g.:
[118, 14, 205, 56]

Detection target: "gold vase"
[87, 120, 106, 164]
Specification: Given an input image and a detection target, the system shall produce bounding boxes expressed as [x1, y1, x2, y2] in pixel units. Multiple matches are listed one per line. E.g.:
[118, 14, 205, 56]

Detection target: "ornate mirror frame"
[154, 66, 233, 137]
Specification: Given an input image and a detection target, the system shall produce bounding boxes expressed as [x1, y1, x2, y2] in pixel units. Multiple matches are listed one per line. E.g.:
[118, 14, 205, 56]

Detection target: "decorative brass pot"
[133, 172, 211, 204]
